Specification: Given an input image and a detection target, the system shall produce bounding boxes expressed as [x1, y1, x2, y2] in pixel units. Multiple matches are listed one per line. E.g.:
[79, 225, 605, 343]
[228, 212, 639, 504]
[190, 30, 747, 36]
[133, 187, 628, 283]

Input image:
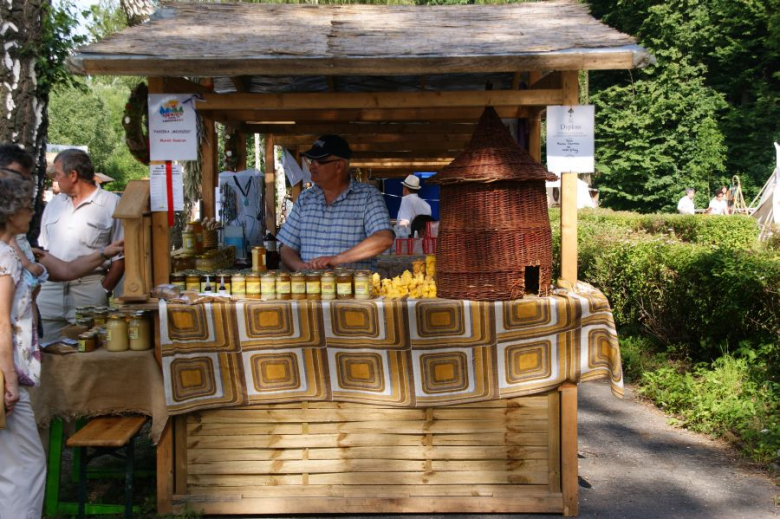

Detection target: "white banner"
[546, 105, 595, 174]
[148, 94, 199, 161]
[149, 162, 184, 212]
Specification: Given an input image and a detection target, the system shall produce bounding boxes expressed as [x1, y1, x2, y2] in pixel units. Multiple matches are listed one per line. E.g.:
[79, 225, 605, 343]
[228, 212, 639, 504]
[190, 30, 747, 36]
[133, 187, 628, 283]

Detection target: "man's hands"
[306, 255, 340, 270]
[104, 240, 125, 259]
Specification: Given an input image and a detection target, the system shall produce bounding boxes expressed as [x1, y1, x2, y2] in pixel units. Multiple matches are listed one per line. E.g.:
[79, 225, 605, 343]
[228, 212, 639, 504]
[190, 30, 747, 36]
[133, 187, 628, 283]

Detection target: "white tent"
[749, 143, 780, 240]
[546, 178, 597, 209]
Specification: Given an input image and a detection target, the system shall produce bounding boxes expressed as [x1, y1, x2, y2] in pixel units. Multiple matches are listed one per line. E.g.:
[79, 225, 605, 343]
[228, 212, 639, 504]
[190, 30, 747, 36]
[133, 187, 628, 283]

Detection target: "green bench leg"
[43, 417, 142, 517]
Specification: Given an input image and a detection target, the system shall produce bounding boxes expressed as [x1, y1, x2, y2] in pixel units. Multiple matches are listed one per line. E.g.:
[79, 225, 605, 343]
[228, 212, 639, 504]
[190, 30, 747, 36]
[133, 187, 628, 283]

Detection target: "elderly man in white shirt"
[38, 149, 124, 341]
[677, 188, 696, 215]
[396, 174, 432, 229]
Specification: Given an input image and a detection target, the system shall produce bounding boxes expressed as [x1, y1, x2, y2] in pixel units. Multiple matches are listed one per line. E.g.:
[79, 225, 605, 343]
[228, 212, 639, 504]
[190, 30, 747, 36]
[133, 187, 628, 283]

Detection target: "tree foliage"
[588, 0, 780, 211]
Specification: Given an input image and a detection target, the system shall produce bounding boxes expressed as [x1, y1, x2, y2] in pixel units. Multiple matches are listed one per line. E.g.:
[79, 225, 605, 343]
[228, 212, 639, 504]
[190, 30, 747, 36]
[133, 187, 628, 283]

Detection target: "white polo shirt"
[38, 187, 123, 265]
[396, 193, 432, 226]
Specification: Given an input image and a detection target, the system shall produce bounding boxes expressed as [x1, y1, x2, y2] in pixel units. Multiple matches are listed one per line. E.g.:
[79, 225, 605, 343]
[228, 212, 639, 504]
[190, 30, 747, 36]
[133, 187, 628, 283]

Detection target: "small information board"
[546, 105, 595, 174]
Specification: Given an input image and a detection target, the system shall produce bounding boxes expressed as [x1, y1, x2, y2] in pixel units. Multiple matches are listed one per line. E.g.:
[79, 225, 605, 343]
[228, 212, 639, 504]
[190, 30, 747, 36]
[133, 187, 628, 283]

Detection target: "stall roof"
[69, 0, 651, 84]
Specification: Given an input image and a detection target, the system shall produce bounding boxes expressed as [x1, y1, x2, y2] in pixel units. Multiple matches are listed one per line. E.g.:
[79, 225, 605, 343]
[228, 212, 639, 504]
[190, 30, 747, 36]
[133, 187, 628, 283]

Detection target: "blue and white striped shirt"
[278, 180, 392, 271]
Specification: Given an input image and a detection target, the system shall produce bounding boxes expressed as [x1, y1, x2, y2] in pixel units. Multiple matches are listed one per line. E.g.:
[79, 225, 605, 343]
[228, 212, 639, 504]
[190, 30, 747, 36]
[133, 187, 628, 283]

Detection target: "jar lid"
[108, 313, 124, 320]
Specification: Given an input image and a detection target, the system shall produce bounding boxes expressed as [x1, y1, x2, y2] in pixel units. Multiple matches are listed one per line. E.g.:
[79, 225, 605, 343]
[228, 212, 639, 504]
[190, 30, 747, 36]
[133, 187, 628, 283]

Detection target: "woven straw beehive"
[429, 107, 558, 300]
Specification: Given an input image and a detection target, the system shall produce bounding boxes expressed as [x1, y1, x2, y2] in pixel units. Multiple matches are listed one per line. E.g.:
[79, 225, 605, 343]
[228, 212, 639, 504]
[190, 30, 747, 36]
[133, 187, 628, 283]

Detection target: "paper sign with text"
[546, 105, 595, 174]
[148, 94, 199, 161]
[149, 162, 184, 212]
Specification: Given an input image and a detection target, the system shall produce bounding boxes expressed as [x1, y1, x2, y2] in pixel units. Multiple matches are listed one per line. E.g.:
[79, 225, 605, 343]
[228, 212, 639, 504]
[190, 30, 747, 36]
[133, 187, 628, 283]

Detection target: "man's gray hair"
[686, 188, 695, 195]
[55, 148, 95, 184]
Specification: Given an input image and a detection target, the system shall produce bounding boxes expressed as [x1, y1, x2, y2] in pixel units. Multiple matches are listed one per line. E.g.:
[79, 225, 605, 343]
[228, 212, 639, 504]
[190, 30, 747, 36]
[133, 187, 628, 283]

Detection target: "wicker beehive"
[429, 107, 558, 300]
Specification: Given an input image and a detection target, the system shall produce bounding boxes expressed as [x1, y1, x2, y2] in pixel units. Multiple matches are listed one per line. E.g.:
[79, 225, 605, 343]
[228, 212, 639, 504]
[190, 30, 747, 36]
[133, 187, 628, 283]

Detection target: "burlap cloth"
[29, 348, 169, 444]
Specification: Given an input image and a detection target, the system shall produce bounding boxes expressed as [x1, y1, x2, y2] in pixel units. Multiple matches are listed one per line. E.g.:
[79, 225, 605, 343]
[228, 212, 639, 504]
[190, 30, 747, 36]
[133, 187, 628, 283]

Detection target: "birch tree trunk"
[1, 0, 48, 244]
[120, 0, 155, 26]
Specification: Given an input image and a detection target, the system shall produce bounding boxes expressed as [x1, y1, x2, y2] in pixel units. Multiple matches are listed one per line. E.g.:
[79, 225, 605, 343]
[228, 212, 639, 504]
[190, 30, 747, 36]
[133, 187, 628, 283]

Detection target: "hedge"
[549, 209, 779, 361]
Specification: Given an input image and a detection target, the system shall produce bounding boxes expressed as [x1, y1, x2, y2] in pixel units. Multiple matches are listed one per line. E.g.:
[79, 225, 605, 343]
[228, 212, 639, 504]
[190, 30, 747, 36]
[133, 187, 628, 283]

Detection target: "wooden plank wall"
[174, 393, 565, 515]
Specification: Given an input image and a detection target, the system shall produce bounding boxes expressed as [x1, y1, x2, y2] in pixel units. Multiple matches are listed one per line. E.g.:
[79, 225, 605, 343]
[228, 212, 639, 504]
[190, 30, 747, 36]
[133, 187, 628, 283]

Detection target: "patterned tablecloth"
[159, 282, 623, 415]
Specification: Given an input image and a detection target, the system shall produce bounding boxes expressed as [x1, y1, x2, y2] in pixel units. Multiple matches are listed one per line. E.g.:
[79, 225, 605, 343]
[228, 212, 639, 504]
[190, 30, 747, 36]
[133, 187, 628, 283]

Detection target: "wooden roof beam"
[195, 89, 563, 112]
[208, 106, 530, 124]
[242, 122, 477, 135]
[274, 134, 471, 146]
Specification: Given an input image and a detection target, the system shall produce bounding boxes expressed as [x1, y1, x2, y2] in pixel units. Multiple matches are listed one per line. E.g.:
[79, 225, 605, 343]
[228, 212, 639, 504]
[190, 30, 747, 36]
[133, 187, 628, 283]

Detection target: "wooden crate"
[170, 387, 578, 516]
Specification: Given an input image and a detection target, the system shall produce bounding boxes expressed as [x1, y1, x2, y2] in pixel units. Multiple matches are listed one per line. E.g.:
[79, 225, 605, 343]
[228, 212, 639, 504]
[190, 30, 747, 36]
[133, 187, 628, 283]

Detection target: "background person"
[396, 174, 432, 228]
[37, 149, 124, 341]
[0, 175, 46, 518]
[278, 135, 393, 272]
[677, 188, 696, 215]
[706, 190, 730, 215]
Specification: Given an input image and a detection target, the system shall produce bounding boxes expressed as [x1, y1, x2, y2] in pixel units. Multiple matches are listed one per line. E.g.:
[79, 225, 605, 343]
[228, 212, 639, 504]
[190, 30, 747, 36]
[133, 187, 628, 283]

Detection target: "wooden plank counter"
[171, 390, 577, 515]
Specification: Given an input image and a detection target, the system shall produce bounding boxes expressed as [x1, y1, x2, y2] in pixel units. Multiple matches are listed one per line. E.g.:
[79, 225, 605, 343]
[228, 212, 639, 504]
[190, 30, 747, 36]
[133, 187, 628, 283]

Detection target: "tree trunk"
[120, 0, 155, 27]
[1, 0, 48, 245]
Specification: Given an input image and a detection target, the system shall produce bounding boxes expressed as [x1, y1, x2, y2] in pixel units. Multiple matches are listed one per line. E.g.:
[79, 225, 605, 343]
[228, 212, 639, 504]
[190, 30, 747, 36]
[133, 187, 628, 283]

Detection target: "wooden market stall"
[68, 1, 649, 516]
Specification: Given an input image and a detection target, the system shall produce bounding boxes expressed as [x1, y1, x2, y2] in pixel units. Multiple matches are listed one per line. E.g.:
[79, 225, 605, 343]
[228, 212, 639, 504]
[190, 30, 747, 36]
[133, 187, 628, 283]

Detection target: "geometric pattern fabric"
[160, 282, 623, 415]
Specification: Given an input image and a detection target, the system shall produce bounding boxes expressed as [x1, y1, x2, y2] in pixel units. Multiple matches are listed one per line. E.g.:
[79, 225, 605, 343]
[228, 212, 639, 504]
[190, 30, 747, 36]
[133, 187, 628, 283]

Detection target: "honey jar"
[261, 272, 277, 301]
[336, 271, 353, 299]
[92, 308, 109, 328]
[354, 271, 371, 300]
[252, 246, 267, 273]
[246, 273, 261, 299]
[77, 331, 97, 353]
[171, 272, 186, 290]
[321, 272, 336, 300]
[200, 274, 213, 293]
[291, 272, 307, 300]
[182, 223, 197, 254]
[306, 271, 321, 300]
[276, 272, 291, 300]
[231, 273, 246, 298]
[128, 311, 151, 351]
[217, 273, 231, 294]
[105, 313, 129, 352]
[189, 220, 204, 253]
[185, 273, 201, 292]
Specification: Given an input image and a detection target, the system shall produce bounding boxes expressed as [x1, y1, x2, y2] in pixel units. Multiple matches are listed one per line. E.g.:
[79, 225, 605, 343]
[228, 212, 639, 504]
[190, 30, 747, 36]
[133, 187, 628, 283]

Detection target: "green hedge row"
[549, 209, 779, 360]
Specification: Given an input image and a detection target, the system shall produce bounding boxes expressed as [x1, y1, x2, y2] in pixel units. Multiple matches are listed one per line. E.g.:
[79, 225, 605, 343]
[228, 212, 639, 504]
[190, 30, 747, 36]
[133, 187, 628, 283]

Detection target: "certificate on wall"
[149, 162, 184, 212]
[148, 94, 199, 161]
[546, 105, 595, 174]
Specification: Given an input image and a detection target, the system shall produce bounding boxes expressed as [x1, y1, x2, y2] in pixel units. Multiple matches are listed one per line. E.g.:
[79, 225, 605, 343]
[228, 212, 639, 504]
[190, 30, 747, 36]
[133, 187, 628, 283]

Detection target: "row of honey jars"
[78, 311, 152, 353]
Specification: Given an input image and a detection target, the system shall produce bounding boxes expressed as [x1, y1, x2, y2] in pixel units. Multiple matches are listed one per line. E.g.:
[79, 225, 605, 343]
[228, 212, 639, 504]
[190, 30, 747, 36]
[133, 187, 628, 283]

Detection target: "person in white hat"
[396, 174, 432, 228]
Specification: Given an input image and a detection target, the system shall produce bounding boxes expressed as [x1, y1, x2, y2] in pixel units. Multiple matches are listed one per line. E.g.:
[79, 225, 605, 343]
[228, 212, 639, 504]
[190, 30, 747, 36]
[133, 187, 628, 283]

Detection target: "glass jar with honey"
[321, 272, 336, 300]
[105, 313, 129, 352]
[231, 273, 246, 298]
[276, 272, 291, 300]
[128, 311, 152, 351]
[291, 272, 307, 300]
[336, 271, 353, 299]
[246, 273, 261, 299]
[306, 271, 321, 300]
[261, 272, 277, 301]
[354, 270, 371, 300]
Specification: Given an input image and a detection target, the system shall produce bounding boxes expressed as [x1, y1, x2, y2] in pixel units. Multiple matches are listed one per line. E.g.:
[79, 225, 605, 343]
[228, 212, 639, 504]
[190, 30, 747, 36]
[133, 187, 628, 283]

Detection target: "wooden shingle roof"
[69, 1, 650, 80]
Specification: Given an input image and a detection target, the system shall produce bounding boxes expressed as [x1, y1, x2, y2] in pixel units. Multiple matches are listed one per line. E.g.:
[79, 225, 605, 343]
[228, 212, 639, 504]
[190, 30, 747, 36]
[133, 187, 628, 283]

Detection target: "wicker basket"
[430, 108, 555, 300]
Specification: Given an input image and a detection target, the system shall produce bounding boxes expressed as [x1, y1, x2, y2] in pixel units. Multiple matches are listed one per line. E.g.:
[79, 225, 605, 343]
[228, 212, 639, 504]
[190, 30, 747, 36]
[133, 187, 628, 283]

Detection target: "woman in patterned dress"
[0, 175, 47, 518]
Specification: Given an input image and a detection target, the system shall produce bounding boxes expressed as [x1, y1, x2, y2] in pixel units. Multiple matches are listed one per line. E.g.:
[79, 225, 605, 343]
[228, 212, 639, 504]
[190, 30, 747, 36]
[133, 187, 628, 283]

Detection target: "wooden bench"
[66, 416, 148, 519]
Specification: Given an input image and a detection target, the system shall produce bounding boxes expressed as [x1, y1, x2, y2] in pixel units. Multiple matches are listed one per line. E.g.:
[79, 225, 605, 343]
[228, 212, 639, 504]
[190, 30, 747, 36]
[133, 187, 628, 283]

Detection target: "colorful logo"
[159, 99, 185, 121]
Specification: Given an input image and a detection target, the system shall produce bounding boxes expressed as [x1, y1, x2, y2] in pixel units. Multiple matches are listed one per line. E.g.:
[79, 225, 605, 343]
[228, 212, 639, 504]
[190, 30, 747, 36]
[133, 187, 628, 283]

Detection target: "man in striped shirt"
[278, 135, 394, 271]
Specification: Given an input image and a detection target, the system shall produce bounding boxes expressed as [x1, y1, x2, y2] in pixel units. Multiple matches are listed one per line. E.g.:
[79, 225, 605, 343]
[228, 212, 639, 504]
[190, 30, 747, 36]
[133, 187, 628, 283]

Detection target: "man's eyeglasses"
[304, 157, 342, 167]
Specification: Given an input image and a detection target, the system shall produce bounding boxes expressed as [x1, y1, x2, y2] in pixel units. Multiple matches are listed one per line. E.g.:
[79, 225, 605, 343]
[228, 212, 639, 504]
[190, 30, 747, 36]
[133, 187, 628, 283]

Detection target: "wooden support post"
[559, 383, 578, 517]
[201, 117, 218, 219]
[146, 78, 171, 286]
[560, 70, 579, 284]
[528, 108, 543, 163]
[265, 135, 276, 233]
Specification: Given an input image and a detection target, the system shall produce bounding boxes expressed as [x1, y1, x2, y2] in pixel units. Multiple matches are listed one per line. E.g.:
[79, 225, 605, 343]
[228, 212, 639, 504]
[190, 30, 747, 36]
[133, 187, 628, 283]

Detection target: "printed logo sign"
[148, 94, 199, 161]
